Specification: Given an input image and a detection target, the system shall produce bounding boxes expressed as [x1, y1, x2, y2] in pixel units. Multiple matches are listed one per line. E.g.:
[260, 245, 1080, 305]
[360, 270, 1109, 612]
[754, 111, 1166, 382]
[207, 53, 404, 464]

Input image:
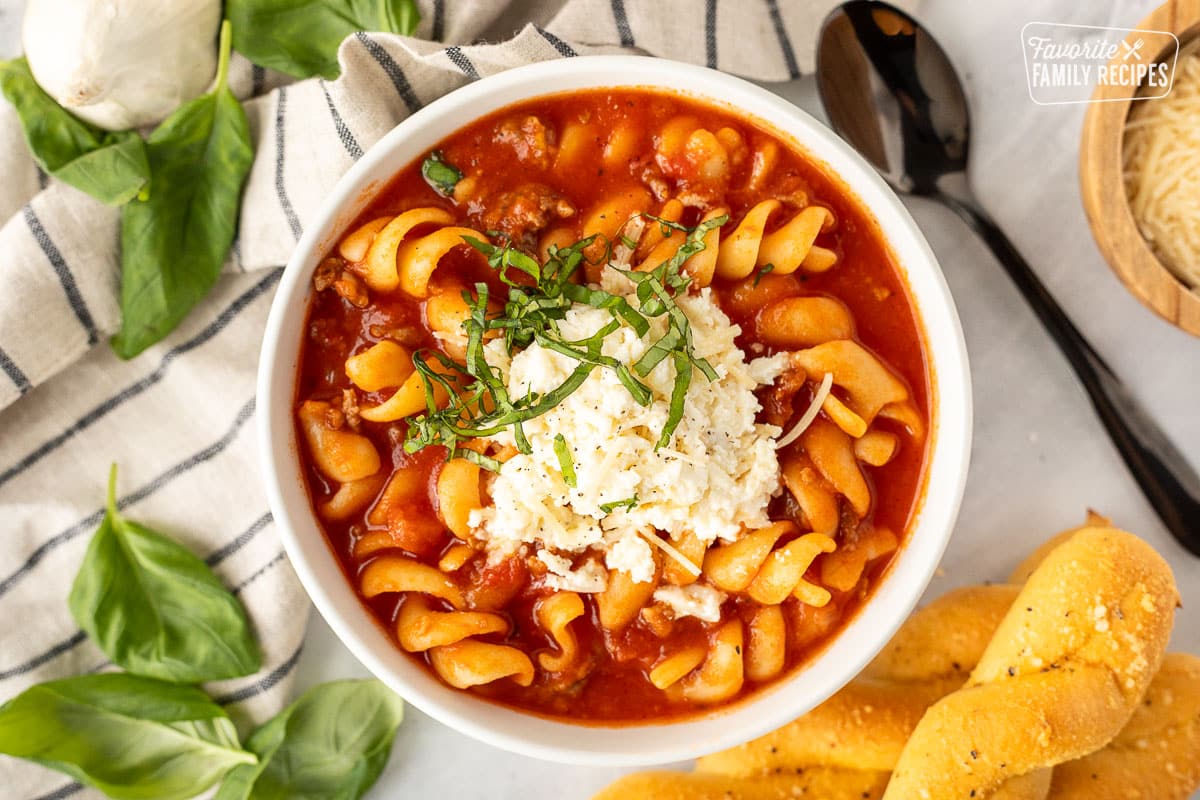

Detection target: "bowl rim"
[256, 54, 972, 766]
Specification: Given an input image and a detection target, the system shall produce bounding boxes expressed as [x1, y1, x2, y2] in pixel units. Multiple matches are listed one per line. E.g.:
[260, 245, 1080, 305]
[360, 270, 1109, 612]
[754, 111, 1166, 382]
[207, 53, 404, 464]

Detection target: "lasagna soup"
[296, 89, 930, 722]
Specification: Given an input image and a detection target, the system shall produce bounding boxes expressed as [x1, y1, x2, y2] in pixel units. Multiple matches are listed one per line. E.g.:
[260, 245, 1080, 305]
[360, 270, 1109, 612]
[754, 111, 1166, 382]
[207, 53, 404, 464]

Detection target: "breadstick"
[992, 771, 1052, 800]
[1048, 653, 1200, 799]
[594, 762, 1049, 800]
[1007, 511, 1110, 585]
[697, 585, 1019, 777]
[592, 768, 889, 800]
[883, 527, 1178, 799]
[863, 584, 1022, 683]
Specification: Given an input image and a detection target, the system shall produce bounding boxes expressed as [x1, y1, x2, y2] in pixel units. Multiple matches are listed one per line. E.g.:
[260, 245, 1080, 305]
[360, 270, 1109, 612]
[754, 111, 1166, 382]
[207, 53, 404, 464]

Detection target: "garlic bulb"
[22, 0, 222, 131]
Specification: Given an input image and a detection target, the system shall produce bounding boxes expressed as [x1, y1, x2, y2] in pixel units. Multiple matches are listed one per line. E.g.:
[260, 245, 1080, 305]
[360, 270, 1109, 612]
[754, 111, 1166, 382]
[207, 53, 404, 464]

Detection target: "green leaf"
[228, 0, 421, 79]
[753, 262, 775, 287]
[421, 151, 462, 197]
[599, 496, 638, 514]
[112, 21, 253, 359]
[554, 434, 577, 488]
[659, 351, 693, 449]
[0, 673, 255, 800]
[215, 680, 404, 800]
[68, 464, 260, 683]
[0, 58, 149, 205]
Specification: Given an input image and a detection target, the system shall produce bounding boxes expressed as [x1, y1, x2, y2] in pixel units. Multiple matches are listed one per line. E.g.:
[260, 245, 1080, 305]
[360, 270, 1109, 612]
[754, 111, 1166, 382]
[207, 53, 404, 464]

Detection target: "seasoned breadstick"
[596, 760, 1048, 799]
[1048, 653, 1200, 799]
[592, 768, 889, 800]
[883, 527, 1178, 800]
[1007, 511, 1110, 585]
[992, 771, 1052, 800]
[697, 585, 1019, 777]
[863, 584, 1022, 682]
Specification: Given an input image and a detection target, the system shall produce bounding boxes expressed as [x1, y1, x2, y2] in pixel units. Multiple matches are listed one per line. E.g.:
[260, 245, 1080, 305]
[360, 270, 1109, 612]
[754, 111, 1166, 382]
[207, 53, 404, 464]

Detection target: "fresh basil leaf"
[228, 0, 421, 79]
[69, 464, 260, 683]
[0, 58, 149, 205]
[112, 21, 253, 359]
[215, 679, 404, 800]
[753, 262, 775, 287]
[599, 496, 638, 514]
[553, 433, 576, 488]
[0, 673, 255, 800]
[421, 151, 462, 197]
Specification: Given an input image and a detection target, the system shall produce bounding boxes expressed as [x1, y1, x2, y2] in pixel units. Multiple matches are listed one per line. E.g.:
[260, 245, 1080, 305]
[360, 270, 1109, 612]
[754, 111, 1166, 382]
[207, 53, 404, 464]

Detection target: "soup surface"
[296, 88, 931, 722]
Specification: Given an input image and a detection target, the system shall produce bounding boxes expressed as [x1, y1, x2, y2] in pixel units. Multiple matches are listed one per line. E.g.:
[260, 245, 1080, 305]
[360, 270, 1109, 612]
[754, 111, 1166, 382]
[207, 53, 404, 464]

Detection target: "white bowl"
[257, 55, 971, 767]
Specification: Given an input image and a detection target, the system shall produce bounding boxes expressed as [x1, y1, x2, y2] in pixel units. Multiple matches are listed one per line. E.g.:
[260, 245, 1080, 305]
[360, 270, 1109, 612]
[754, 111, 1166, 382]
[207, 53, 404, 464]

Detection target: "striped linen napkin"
[0, 1, 848, 796]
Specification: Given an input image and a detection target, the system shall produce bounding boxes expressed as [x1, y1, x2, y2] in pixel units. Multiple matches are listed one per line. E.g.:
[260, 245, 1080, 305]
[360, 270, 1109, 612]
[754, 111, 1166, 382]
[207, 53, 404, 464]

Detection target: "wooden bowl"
[1080, 0, 1200, 336]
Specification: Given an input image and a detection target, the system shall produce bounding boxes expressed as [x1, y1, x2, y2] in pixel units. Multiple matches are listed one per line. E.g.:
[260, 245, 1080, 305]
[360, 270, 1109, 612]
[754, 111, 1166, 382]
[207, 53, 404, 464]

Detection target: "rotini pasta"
[396, 594, 508, 652]
[746, 605, 787, 682]
[790, 340, 914, 431]
[435, 458, 482, 540]
[669, 620, 745, 704]
[359, 207, 455, 292]
[359, 356, 459, 423]
[430, 640, 535, 689]
[746, 534, 836, 607]
[597, 559, 660, 632]
[318, 473, 385, 522]
[535, 592, 585, 672]
[297, 400, 381, 483]
[296, 88, 930, 721]
[344, 340, 414, 392]
[715, 201, 835, 279]
[360, 555, 464, 608]
[755, 296, 854, 349]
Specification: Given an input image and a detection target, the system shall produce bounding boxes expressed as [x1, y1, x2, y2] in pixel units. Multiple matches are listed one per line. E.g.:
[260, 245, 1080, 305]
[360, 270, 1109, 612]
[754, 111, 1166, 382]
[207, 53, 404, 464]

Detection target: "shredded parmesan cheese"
[468, 267, 785, 589]
[653, 583, 727, 623]
[776, 371, 834, 449]
[1124, 51, 1200, 289]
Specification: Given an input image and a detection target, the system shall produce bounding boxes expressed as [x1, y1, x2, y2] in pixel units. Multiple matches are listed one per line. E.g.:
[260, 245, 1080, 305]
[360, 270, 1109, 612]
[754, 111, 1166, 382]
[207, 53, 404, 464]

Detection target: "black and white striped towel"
[0, 1, 848, 796]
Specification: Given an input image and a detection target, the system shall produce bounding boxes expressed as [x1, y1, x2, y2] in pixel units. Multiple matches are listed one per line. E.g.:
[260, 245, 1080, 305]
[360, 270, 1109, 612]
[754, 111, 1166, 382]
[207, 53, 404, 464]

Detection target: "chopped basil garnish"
[421, 150, 462, 197]
[553, 434, 577, 488]
[404, 212, 727, 468]
[753, 262, 776, 287]
[599, 496, 639, 514]
[615, 212, 727, 448]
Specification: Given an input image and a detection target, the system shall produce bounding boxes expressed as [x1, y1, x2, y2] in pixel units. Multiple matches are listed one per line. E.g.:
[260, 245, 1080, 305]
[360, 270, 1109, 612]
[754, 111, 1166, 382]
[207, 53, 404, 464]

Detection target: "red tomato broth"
[294, 88, 931, 723]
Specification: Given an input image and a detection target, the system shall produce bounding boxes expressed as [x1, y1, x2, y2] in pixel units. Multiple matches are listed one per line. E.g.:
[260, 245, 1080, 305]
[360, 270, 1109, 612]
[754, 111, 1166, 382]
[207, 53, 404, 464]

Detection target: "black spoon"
[816, 0, 1200, 556]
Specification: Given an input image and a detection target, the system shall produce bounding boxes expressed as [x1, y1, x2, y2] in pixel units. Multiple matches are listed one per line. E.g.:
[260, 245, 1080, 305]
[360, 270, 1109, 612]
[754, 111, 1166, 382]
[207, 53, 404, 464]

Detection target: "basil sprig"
[0, 465, 407, 799]
[215, 680, 405, 800]
[228, 0, 421, 79]
[0, 674, 255, 800]
[69, 465, 260, 683]
[112, 21, 253, 359]
[0, 58, 149, 205]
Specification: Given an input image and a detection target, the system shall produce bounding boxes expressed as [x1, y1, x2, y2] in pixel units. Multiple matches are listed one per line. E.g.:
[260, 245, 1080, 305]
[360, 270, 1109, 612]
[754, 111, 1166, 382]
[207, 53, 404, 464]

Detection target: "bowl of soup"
[257, 55, 971, 765]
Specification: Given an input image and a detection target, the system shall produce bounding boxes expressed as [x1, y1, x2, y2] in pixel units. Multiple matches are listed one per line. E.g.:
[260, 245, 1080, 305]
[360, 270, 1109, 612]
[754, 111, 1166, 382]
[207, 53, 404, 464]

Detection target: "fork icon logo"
[1123, 39, 1144, 60]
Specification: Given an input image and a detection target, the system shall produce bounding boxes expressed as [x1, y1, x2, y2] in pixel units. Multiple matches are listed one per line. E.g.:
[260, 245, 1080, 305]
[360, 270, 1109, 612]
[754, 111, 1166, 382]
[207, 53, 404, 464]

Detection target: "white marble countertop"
[3, 1, 1197, 797]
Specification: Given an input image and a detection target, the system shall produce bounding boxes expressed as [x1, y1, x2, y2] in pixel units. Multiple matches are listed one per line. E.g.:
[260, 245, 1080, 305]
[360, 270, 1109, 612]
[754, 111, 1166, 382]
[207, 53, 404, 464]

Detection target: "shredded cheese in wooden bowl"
[1123, 50, 1200, 291]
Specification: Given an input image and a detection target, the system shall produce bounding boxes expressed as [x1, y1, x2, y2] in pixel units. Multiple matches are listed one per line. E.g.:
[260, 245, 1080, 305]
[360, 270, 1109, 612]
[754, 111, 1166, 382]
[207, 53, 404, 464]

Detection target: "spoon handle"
[938, 192, 1200, 556]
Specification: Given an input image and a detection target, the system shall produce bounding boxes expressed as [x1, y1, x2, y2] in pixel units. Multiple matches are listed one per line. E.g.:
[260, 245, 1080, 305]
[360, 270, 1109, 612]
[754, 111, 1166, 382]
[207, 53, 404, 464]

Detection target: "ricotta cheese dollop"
[468, 268, 786, 590]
